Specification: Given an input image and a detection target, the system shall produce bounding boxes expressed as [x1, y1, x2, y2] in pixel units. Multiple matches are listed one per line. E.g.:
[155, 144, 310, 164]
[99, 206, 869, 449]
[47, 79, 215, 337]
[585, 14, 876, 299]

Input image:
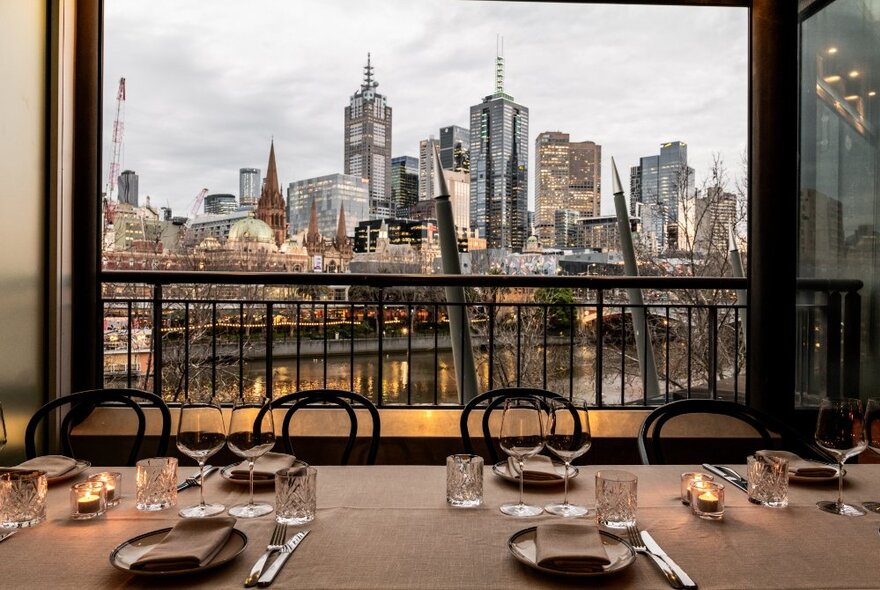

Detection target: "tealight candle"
[689, 480, 724, 520]
[88, 472, 122, 507]
[680, 472, 714, 504]
[70, 481, 107, 520]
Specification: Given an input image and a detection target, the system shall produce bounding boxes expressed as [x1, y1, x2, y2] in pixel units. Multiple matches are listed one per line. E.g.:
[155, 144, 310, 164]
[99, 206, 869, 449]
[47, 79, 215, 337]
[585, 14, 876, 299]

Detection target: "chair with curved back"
[460, 387, 581, 464]
[637, 399, 834, 465]
[258, 389, 381, 465]
[25, 388, 172, 466]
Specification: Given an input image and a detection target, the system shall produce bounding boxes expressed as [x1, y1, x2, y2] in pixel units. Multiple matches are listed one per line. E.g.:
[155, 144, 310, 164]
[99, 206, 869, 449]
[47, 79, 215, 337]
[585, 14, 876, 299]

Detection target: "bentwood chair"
[460, 387, 581, 464]
[637, 398, 834, 465]
[25, 388, 171, 466]
[257, 389, 381, 465]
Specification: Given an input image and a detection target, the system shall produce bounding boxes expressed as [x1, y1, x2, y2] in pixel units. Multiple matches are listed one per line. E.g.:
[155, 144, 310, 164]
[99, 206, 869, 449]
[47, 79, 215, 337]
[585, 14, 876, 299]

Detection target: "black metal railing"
[102, 271, 755, 408]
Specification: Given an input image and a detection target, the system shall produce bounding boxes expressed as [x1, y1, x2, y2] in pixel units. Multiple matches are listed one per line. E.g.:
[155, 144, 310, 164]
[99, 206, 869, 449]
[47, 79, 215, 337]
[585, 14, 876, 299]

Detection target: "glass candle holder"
[70, 481, 107, 520]
[88, 472, 122, 507]
[680, 472, 715, 504]
[689, 480, 724, 520]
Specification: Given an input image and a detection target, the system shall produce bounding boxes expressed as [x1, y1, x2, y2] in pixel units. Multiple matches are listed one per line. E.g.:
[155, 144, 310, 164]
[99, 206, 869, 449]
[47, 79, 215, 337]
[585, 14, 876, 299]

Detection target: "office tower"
[681, 186, 738, 253]
[630, 141, 694, 251]
[255, 140, 287, 247]
[535, 132, 601, 244]
[439, 125, 470, 172]
[287, 173, 369, 238]
[391, 156, 419, 217]
[469, 44, 529, 249]
[344, 53, 392, 219]
[239, 167, 260, 208]
[554, 209, 582, 249]
[204, 193, 237, 215]
[118, 170, 138, 207]
[629, 165, 642, 217]
[419, 138, 440, 201]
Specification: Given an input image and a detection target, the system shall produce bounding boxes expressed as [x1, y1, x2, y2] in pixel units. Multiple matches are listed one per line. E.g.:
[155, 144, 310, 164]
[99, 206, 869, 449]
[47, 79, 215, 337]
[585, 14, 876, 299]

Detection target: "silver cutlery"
[176, 465, 217, 492]
[257, 530, 310, 588]
[641, 531, 697, 589]
[702, 463, 748, 493]
[625, 524, 684, 589]
[244, 522, 288, 587]
[0, 531, 16, 544]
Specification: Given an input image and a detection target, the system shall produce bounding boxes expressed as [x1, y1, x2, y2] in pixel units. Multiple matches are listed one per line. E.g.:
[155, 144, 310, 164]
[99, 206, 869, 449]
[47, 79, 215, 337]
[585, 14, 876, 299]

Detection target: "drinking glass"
[0, 402, 6, 455]
[862, 398, 880, 513]
[499, 397, 545, 517]
[814, 397, 867, 516]
[0, 470, 47, 528]
[275, 461, 317, 525]
[544, 397, 592, 517]
[177, 401, 227, 517]
[227, 396, 276, 518]
[595, 470, 638, 528]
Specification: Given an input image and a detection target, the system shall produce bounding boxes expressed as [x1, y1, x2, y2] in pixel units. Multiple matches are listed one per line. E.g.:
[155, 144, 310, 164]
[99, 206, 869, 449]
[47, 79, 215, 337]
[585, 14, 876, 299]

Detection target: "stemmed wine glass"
[861, 398, 880, 514]
[227, 396, 276, 518]
[814, 397, 867, 517]
[177, 400, 227, 518]
[499, 397, 546, 517]
[544, 397, 592, 517]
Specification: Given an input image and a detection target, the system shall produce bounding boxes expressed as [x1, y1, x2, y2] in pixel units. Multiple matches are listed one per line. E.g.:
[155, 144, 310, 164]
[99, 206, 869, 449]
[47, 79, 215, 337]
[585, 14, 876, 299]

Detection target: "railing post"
[595, 289, 604, 408]
[152, 283, 163, 398]
[377, 289, 384, 407]
[266, 302, 273, 400]
[843, 290, 860, 395]
[825, 291, 841, 398]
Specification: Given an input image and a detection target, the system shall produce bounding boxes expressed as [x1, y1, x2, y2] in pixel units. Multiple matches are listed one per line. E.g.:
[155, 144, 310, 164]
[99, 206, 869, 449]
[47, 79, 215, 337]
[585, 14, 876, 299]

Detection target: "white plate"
[219, 462, 276, 486]
[789, 465, 844, 483]
[508, 527, 636, 578]
[47, 460, 91, 485]
[492, 461, 578, 487]
[109, 527, 248, 576]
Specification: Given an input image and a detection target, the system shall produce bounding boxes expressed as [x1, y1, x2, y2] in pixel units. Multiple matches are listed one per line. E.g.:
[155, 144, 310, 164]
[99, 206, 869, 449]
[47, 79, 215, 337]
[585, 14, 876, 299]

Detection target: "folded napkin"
[15, 455, 78, 478]
[130, 516, 236, 572]
[535, 523, 611, 573]
[507, 455, 563, 481]
[756, 450, 838, 478]
[228, 452, 296, 481]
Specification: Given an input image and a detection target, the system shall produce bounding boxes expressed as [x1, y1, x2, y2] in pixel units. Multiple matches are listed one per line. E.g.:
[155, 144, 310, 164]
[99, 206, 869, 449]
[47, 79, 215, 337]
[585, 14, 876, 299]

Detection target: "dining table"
[4, 462, 880, 589]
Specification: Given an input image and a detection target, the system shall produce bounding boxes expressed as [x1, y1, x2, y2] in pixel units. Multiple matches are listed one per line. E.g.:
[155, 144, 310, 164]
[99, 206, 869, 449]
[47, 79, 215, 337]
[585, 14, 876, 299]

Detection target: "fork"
[244, 523, 288, 587]
[177, 465, 217, 492]
[0, 531, 16, 544]
[625, 524, 683, 589]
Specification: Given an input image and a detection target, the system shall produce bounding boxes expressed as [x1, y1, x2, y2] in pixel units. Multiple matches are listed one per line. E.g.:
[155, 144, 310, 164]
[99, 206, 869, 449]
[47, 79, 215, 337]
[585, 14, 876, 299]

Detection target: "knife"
[257, 531, 310, 587]
[702, 463, 748, 493]
[641, 531, 698, 589]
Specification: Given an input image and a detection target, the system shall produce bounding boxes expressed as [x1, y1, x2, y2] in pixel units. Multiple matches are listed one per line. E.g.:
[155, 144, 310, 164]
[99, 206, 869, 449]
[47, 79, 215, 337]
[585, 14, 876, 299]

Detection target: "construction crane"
[190, 188, 209, 218]
[103, 77, 126, 229]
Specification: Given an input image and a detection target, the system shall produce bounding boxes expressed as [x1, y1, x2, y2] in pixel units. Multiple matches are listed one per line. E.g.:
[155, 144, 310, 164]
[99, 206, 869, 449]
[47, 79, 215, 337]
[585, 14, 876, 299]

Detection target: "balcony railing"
[101, 271, 756, 408]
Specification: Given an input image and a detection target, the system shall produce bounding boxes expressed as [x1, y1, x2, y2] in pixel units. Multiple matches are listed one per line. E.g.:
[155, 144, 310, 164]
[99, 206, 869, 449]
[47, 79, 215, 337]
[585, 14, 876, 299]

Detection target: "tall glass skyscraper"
[344, 54, 392, 220]
[391, 156, 418, 217]
[469, 48, 529, 249]
[439, 125, 470, 172]
[287, 173, 369, 238]
[239, 167, 260, 208]
[118, 170, 138, 207]
[630, 141, 694, 250]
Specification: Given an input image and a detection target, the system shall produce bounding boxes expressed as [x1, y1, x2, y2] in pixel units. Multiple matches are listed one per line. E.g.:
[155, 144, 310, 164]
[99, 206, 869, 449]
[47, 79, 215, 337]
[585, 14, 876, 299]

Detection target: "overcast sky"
[103, 0, 747, 218]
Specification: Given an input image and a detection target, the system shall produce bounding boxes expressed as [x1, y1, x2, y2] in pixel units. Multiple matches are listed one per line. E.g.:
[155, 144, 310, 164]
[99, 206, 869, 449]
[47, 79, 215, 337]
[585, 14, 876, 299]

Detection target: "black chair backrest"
[258, 389, 380, 465]
[460, 387, 579, 464]
[638, 399, 833, 465]
[25, 388, 171, 466]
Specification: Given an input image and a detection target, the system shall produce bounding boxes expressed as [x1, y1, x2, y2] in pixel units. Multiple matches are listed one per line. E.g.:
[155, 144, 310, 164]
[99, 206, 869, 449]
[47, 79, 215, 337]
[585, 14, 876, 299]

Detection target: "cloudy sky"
[103, 0, 747, 218]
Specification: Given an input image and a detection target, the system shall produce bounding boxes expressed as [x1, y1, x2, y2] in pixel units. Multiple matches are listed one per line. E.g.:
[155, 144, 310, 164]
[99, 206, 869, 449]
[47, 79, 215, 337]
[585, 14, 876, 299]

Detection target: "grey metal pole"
[432, 146, 479, 403]
[728, 225, 747, 342]
[611, 158, 660, 401]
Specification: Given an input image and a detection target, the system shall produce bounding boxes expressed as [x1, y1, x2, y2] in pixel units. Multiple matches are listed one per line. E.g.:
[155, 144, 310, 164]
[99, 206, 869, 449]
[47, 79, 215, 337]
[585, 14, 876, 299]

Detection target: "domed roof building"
[227, 214, 276, 253]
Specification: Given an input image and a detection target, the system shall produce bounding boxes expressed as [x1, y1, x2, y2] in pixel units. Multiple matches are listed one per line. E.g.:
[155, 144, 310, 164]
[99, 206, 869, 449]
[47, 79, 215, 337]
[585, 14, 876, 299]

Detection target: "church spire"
[307, 198, 319, 242]
[336, 204, 347, 243]
[256, 138, 286, 247]
[265, 139, 279, 194]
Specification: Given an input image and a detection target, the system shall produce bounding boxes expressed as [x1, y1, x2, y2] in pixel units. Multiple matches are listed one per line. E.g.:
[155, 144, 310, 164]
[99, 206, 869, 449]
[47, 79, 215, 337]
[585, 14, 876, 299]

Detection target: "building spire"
[307, 198, 319, 242]
[494, 35, 504, 96]
[336, 203, 347, 243]
[265, 139, 279, 194]
[362, 52, 378, 91]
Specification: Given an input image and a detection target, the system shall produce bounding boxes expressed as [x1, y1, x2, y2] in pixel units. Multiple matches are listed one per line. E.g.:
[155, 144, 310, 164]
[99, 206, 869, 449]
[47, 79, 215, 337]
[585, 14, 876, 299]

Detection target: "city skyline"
[102, 0, 747, 221]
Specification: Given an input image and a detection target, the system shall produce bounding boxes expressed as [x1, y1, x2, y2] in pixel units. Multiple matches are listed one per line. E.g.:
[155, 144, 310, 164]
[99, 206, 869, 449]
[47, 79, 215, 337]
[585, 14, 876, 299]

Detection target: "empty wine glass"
[0, 402, 6, 456]
[544, 397, 592, 517]
[499, 397, 545, 517]
[814, 397, 867, 517]
[177, 400, 227, 518]
[862, 398, 880, 514]
[227, 396, 276, 518]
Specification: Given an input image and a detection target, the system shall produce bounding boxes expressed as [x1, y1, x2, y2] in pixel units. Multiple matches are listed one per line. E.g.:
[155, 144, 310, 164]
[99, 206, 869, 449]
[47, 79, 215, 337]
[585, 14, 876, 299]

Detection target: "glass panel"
[799, 0, 880, 404]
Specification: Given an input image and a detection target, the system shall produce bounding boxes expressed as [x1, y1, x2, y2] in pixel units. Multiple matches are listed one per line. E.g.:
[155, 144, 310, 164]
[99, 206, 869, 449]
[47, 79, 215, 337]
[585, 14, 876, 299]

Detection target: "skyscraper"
[469, 44, 529, 249]
[118, 170, 138, 207]
[239, 167, 260, 208]
[255, 140, 287, 247]
[630, 141, 694, 251]
[344, 54, 392, 219]
[287, 173, 369, 238]
[391, 156, 418, 217]
[204, 193, 237, 215]
[418, 138, 439, 201]
[439, 125, 470, 172]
